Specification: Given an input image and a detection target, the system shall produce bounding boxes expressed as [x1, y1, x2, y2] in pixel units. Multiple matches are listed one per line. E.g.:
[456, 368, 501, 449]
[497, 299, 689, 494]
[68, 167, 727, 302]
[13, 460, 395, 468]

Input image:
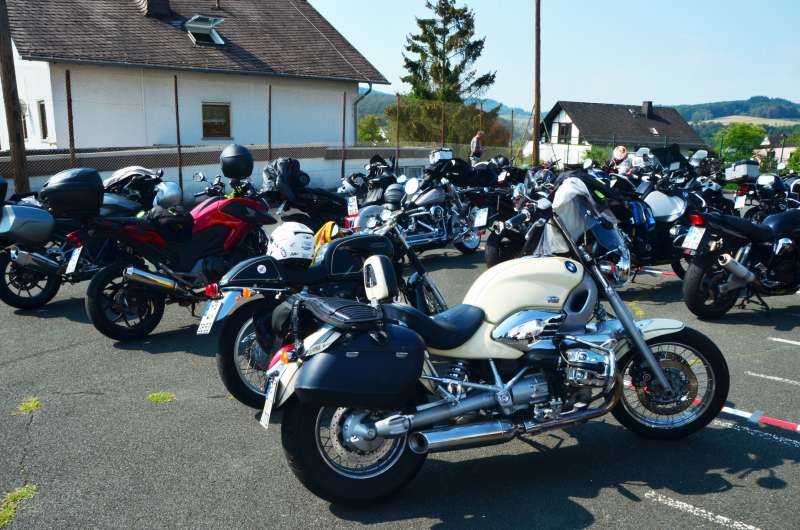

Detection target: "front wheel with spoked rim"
[216, 299, 281, 408]
[0, 251, 62, 309]
[612, 327, 729, 440]
[85, 263, 165, 341]
[281, 399, 427, 505]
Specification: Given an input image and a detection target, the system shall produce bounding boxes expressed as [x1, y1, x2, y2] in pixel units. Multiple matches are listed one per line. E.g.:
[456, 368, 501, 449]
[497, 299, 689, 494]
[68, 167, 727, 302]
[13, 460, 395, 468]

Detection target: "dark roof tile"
[7, 0, 388, 84]
[544, 101, 707, 149]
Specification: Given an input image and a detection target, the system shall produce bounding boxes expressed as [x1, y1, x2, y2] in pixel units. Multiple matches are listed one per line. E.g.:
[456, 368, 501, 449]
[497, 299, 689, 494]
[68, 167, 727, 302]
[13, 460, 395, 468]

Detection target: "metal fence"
[1, 68, 538, 191]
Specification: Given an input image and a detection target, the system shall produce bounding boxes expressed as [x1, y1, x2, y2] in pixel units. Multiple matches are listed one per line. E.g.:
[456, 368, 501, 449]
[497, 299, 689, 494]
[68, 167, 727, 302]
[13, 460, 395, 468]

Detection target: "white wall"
[0, 42, 55, 150]
[45, 63, 359, 149]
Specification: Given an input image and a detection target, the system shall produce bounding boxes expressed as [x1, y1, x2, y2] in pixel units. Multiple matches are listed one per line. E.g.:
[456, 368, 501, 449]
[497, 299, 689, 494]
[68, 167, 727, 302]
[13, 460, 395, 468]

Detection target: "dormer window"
[186, 15, 225, 46]
[650, 127, 659, 136]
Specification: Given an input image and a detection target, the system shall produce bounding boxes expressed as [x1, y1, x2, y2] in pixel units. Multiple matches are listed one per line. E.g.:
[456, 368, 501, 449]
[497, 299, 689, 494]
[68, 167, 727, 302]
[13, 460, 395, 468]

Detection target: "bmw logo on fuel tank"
[564, 261, 578, 273]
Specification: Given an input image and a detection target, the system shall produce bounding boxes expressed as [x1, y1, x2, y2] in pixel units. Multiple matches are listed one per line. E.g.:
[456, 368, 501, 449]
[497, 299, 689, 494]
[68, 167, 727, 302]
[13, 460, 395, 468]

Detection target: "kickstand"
[739, 293, 771, 314]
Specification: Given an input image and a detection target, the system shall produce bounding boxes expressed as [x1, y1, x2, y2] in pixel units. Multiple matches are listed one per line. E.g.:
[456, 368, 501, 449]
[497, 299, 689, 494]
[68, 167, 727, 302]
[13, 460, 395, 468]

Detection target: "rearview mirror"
[777, 162, 787, 171]
[192, 172, 206, 182]
[396, 175, 408, 184]
[583, 159, 593, 170]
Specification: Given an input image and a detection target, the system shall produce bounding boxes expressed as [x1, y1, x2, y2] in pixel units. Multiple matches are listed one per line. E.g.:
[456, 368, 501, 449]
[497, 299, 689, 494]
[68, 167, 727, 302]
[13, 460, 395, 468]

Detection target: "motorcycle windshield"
[534, 177, 619, 257]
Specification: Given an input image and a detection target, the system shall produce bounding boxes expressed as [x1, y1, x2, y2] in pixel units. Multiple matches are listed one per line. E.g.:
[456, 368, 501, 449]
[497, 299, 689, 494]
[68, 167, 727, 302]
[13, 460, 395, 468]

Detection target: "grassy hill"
[695, 115, 800, 127]
[676, 96, 800, 123]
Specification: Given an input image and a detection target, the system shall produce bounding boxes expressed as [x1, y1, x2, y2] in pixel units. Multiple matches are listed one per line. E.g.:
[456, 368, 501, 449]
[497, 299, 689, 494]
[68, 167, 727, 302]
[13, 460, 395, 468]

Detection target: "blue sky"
[310, 0, 800, 110]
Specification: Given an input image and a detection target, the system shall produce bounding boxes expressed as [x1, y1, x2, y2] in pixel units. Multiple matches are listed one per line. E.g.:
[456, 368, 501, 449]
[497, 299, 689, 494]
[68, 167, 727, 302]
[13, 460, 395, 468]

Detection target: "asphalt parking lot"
[2, 247, 799, 529]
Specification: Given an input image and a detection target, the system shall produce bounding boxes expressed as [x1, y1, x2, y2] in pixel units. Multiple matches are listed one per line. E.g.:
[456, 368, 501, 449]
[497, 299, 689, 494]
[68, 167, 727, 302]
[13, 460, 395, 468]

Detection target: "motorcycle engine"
[563, 348, 612, 388]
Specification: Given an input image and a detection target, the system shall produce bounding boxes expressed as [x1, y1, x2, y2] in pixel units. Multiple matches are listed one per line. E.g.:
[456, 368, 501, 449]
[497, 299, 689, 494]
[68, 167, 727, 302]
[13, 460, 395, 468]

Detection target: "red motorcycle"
[84, 146, 277, 341]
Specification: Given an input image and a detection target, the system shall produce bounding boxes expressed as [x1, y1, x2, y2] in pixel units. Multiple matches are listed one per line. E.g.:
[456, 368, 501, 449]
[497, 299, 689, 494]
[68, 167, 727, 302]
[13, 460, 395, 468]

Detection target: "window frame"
[556, 122, 571, 144]
[37, 100, 48, 140]
[202, 102, 232, 139]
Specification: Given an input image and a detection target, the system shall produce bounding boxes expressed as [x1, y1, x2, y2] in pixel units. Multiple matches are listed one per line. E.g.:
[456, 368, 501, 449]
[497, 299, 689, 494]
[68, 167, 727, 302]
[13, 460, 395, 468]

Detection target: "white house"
[526, 101, 707, 166]
[0, 0, 401, 189]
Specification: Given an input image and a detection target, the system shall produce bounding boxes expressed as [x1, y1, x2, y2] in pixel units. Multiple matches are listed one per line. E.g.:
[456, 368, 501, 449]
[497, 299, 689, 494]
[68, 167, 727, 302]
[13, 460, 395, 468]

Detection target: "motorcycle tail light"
[688, 213, 705, 226]
[66, 231, 82, 248]
[736, 185, 750, 196]
[204, 283, 220, 299]
[268, 345, 295, 370]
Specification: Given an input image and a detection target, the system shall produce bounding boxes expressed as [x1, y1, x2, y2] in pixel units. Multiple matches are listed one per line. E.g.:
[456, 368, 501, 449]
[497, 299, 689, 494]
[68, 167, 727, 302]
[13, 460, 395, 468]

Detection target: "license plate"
[682, 226, 706, 250]
[347, 196, 359, 216]
[734, 195, 746, 210]
[473, 208, 489, 228]
[65, 247, 82, 274]
[197, 300, 223, 335]
[259, 373, 279, 431]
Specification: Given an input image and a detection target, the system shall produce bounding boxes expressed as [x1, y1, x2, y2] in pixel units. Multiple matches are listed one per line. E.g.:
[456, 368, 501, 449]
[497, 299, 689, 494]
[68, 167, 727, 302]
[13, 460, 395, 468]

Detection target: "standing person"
[608, 145, 633, 175]
[470, 130, 484, 163]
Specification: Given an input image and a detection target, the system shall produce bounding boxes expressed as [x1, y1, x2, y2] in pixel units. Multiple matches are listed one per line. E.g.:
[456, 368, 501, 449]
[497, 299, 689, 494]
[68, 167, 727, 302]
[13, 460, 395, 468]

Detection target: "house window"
[202, 103, 231, 138]
[557, 123, 571, 144]
[38, 101, 48, 140]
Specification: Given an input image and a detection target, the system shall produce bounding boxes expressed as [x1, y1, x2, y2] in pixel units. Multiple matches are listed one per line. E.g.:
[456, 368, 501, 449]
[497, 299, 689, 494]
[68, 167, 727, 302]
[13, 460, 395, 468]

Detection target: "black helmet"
[220, 144, 254, 179]
[492, 155, 510, 168]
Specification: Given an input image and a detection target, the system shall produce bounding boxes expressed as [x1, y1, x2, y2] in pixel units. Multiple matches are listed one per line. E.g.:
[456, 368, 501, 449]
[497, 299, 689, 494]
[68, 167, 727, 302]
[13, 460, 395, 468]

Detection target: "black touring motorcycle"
[0, 167, 162, 309]
[200, 206, 448, 408]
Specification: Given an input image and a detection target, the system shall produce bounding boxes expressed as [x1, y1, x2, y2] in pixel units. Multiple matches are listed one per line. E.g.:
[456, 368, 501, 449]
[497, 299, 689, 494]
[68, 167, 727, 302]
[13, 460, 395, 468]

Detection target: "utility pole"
[532, 0, 541, 166]
[0, 0, 29, 191]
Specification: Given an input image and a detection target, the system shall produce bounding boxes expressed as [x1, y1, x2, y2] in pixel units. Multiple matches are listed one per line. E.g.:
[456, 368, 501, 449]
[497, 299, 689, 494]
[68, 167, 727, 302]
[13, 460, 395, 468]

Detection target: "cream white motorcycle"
[257, 194, 729, 505]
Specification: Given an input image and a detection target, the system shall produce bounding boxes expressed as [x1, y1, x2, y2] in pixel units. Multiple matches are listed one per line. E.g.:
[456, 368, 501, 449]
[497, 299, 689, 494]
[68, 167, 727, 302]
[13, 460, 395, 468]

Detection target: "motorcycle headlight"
[599, 247, 631, 287]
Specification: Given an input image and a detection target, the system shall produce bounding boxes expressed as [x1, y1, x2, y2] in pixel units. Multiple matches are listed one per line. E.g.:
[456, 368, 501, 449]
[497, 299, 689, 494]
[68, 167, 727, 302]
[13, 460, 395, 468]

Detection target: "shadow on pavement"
[113, 325, 217, 357]
[331, 419, 795, 529]
[416, 250, 486, 273]
[14, 297, 89, 324]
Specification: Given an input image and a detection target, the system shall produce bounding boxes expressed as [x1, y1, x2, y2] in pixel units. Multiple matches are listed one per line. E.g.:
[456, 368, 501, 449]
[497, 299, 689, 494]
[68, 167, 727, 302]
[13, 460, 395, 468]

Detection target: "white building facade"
[0, 42, 359, 152]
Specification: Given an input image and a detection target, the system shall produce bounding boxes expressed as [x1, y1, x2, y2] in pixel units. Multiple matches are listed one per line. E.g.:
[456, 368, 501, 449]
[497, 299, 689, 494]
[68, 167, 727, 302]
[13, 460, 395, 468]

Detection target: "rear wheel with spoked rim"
[85, 263, 165, 341]
[0, 251, 61, 309]
[612, 327, 729, 440]
[281, 400, 427, 505]
[682, 263, 739, 318]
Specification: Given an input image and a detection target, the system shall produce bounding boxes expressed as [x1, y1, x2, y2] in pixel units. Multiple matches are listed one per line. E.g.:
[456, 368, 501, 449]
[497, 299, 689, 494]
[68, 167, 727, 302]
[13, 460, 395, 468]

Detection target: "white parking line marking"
[713, 420, 800, 449]
[745, 371, 800, 387]
[644, 491, 760, 529]
[768, 337, 800, 347]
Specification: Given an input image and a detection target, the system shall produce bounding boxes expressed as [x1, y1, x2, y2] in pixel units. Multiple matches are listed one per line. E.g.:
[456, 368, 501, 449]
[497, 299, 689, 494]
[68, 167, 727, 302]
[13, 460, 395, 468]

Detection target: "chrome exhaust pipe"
[718, 253, 756, 283]
[407, 375, 622, 455]
[409, 420, 517, 454]
[10, 249, 61, 275]
[123, 267, 179, 293]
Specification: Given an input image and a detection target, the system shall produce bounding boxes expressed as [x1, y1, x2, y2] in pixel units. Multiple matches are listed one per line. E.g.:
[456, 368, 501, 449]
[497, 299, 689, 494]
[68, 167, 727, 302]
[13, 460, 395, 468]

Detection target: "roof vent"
[185, 15, 225, 46]
[136, 0, 171, 17]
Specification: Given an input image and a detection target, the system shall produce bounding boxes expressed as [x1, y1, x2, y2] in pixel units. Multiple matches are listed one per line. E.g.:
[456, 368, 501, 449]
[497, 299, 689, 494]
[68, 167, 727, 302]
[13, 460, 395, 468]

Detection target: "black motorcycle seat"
[382, 303, 484, 351]
[764, 209, 800, 238]
[705, 212, 774, 243]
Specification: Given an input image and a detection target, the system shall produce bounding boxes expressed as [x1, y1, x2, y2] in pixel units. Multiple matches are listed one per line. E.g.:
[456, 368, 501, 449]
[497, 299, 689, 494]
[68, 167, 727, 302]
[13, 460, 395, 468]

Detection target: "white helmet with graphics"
[267, 221, 315, 266]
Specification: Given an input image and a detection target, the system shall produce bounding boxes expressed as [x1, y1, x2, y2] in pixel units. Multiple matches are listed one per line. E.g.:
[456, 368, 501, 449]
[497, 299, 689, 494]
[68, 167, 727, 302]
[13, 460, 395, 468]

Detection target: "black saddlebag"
[39, 168, 103, 217]
[294, 323, 425, 409]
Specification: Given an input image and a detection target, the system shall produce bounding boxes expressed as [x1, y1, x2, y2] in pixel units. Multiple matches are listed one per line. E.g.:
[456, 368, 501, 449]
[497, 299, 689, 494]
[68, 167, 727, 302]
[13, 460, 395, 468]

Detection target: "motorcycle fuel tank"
[644, 191, 686, 223]
[411, 187, 445, 208]
[463, 257, 584, 324]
